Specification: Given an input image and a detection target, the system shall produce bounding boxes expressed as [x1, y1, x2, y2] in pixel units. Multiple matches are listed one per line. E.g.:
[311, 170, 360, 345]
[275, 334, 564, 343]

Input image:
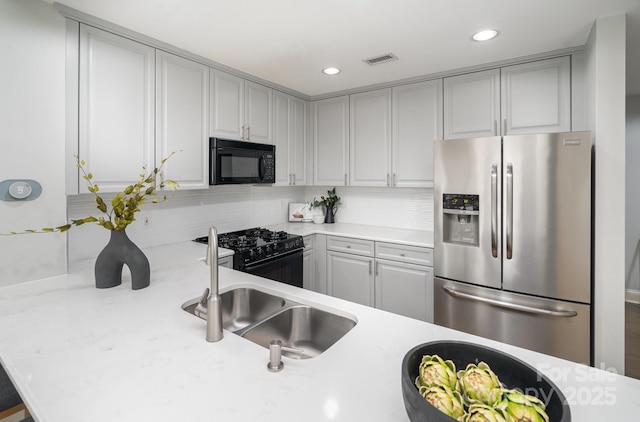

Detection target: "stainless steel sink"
[241, 305, 357, 359]
[182, 287, 356, 358]
[182, 287, 286, 332]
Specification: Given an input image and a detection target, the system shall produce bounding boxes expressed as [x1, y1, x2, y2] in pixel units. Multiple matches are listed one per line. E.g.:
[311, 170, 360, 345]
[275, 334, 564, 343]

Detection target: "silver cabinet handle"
[491, 164, 498, 258]
[292, 173, 295, 185]
[247, 126, 250, 140]
[369, 260, 372, 275]
[441, 285, 578, 317]
[506, 163, 513, 260]
[393, 173, 397, 186]
[503, 119, 507, 136]
[241, 125, 245, 140]
[493, 120, 498, 136]
[344, 173, 348, 185]
[375, 261, 379, 275]
[346, 245, 351, 249]
[386, 173, 390, 186]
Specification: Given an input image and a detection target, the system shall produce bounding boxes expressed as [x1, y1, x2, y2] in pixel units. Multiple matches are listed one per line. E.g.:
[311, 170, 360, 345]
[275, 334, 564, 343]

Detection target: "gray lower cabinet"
[218, 256, 233, 269]
[327, 249, 375, 307]
[375, 259, 433, 322]
[302, 235, 315, 291]
[325, 236, 434, 321]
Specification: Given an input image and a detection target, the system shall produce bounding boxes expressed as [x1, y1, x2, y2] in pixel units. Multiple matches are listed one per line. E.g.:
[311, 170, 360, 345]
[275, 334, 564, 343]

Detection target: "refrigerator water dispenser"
[442, 194, 479, 246]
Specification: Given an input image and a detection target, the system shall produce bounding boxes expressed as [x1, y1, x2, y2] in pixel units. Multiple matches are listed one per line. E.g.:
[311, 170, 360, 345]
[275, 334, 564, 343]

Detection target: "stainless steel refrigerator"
[434, 131, 592, 365]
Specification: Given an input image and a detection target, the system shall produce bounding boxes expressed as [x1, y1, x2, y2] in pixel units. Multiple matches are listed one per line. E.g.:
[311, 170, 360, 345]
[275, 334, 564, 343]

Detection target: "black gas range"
[194, 227, 305, 288]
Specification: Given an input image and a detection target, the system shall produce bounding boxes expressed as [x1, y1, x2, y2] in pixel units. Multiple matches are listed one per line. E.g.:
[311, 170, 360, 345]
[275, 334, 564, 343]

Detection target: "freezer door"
[434, 137, 502, 288]
[502, 132, 591, 303]
[435, 278, 591, 365]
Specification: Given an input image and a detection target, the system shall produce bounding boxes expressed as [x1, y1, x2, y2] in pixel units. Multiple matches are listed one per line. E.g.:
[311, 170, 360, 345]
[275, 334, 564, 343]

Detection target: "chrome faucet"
[194, 226, 223, 342]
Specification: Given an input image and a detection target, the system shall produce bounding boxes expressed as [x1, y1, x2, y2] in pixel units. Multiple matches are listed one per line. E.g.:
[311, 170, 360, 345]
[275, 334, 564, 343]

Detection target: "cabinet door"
[375, 259, 434, 322]
[156, 51, 209, 189]
[501, 57, 571, 135]
[303, 249, 315, 291]
[313, 96, 349, 186]
[349, 89, 391, 186]
[291, 97, 309, 186]
[327, 251, 374, 307]
[444, 69, 500, 139]
[79, 25, 155, 192]
[210, 69, 244, 140]
[273, 91, 291, 185]
[392, 80, 443, 187]
[245, 81, 272, 143]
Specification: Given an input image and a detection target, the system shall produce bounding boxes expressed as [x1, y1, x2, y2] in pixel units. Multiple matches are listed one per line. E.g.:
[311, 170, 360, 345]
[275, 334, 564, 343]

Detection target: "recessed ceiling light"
[472, 29, 499, 42]
[322, 67, 341, 75]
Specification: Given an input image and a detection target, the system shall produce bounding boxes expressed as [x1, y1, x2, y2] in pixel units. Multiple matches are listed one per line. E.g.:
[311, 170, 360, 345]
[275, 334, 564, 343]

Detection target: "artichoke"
[457, 362, 503, 406]
[460, 403, 513, 422]
[497, 389, 549, 422]
[418, 385, 465, 419]
[415, 354, 459, 391]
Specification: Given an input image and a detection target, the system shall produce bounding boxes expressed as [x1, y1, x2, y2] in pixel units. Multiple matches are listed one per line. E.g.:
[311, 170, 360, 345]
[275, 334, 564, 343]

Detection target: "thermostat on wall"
[0, 179, 42, 201]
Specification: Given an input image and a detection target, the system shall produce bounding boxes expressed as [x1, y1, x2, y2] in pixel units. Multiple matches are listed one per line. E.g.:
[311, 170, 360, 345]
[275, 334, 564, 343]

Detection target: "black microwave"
[209, 138, 275, 185]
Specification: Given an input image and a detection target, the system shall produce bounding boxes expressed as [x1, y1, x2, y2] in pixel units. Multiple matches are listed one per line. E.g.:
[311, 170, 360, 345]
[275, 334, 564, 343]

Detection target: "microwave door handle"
[491, 164, 498, 258]
[506, 163, 513, 260]
[258, 155, 266, 181]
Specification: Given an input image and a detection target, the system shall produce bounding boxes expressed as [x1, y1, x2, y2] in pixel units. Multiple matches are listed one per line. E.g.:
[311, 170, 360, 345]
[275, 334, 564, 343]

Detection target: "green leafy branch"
[3, 152, 179, 235]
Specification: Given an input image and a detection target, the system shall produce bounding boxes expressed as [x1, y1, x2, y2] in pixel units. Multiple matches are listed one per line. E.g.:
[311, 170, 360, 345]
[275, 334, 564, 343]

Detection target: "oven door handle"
[243, 248, 303, 269]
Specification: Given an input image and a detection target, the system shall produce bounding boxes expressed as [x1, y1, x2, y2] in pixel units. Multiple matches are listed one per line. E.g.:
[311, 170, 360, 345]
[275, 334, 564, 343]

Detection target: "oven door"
[243, 249, 303, 288]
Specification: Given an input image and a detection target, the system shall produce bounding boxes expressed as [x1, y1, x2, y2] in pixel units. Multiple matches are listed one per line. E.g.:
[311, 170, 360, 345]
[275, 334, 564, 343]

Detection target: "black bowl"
[401, 341, 571, 422]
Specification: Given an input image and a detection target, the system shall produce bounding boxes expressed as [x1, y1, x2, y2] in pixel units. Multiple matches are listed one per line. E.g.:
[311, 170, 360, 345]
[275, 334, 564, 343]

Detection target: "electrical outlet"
[142, 214, 151, 229]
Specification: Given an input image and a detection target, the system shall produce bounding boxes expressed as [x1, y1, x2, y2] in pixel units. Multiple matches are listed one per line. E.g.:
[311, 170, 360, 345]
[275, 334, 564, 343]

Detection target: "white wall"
[67, 185, 306, 262]
[0, 0, 67, 286]
[305, 186, 433, 231]
[626, 95, 640, 294]
[586, 15, 627, 372]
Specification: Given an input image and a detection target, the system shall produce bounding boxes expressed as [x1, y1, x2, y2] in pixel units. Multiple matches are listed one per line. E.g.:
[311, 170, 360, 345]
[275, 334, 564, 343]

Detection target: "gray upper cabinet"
[444, 56, 571, 139]
[210, 69, 272, 143]
[444, 69, 501, 139]
[349, 89, 392, 187]
[273, 92, 309, 186]
[76, 25, 209, 194]
[156, 50, 209, 189]
[210, 69, 244, 141]
[78, 24, 155, 193]
[501, 57, 571, 135]
[313, 96, 349, 186]
[392, 80, 442, 187]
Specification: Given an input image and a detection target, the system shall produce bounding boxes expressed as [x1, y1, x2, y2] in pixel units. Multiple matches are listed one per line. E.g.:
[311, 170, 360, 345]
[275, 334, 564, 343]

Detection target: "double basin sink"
[182, 287, 357, 359]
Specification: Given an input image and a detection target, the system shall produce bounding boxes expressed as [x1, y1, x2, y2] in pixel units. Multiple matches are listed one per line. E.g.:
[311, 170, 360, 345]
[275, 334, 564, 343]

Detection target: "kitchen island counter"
[0, 241, 638, 421]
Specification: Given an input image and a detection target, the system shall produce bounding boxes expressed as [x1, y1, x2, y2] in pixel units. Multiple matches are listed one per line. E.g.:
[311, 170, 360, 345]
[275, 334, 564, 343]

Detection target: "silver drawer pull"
[399, 253, 406, 257]
[346, 245, 351, 249]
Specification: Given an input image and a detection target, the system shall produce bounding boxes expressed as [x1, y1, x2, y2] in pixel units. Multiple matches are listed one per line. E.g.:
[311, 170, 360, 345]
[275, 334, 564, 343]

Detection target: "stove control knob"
[265, 245, 272, 254]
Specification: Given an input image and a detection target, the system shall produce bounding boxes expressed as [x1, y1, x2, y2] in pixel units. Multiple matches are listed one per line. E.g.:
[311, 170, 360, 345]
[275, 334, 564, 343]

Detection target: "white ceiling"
[45, 0, 640, 97]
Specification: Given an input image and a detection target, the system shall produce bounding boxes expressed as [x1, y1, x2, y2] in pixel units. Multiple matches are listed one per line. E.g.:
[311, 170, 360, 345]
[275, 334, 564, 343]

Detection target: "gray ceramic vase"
[95, 230, 150, 290]
[324, 205, 336, 223]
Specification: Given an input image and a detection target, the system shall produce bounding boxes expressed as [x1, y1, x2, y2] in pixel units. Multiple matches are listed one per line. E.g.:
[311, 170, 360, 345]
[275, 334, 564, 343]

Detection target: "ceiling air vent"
[363, 53, 398, 66]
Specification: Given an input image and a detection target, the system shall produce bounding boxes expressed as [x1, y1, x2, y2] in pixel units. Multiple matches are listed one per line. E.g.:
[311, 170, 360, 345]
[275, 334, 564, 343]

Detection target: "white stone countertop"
[1, 241, 638, 421]
[266, 222, 434, 248]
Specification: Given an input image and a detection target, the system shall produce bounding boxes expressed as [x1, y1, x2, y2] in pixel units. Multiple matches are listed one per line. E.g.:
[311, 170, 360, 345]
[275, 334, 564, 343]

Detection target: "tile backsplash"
[67, 185, 434, 263]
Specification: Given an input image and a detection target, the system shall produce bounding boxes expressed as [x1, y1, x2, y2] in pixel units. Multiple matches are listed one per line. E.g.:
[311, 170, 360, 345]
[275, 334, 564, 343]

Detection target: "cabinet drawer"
[303, 235, 314, 251]
[375, 242, 433, 266]
[326, 236, 374, 257]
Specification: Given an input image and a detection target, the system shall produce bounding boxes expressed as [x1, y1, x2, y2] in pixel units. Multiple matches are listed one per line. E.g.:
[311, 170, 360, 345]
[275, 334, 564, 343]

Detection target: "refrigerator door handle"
[506, 163, 513, 260]
[441, 285, 578, 317]
[491, 164, 498, 258]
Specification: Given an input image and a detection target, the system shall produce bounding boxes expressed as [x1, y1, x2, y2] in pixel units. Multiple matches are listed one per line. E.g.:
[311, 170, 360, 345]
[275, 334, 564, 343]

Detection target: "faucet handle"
[194, 288, 210, 319]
